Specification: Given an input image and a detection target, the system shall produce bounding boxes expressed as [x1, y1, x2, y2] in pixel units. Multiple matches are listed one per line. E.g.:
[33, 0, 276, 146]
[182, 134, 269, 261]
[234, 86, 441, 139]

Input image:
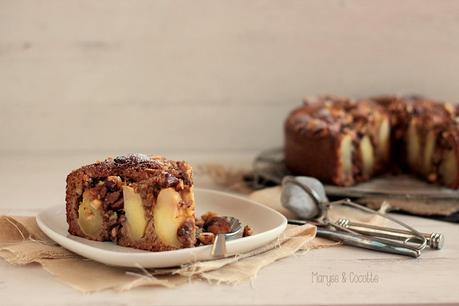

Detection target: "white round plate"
[36, 188, 287, 268]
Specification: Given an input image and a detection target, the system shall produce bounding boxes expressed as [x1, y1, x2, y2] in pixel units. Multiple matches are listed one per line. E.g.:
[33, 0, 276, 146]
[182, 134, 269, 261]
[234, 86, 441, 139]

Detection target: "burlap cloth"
[0, 186, 387, 293]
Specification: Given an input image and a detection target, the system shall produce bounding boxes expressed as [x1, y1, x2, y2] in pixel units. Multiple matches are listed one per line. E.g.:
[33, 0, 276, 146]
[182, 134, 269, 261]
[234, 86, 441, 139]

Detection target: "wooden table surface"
[1, 153, 458, 306]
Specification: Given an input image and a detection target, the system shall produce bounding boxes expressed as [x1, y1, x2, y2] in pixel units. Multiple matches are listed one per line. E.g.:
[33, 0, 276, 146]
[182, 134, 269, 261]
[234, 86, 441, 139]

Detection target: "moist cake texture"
[285, 95, 459, 189]
[66, 154, 196, 251]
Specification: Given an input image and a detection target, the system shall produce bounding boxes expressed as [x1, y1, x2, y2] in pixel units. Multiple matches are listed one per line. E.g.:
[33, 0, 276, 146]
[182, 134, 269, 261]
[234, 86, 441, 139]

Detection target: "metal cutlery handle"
[316, 228, 421, 258]
[336, 218, 444, 250]
[211, 234, 227, 258]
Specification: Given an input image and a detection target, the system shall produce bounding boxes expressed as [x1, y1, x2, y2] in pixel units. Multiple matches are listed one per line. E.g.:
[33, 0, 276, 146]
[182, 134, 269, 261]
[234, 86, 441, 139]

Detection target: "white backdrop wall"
[2, 0, 459, 155]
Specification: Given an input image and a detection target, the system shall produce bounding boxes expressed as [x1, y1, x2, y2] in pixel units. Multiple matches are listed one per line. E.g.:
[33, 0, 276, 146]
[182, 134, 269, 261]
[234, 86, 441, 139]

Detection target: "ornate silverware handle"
[336, 219, 444, 250]
[316, 228, 421, 258]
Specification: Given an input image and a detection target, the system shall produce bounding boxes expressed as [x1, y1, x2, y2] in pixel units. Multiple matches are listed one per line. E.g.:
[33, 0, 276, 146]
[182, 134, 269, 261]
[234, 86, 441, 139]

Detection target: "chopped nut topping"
[243, 225, 253, 237]
[197, 232, 215, 245]
[195, 211, 253, 245]
[204, 216, 231, 234]
[201, 211, 218, 222]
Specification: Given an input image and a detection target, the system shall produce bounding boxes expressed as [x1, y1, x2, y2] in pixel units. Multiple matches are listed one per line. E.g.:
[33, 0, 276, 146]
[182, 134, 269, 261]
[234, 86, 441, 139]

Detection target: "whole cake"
[66, 154, 196, 251]
[284, 95, 459, 189]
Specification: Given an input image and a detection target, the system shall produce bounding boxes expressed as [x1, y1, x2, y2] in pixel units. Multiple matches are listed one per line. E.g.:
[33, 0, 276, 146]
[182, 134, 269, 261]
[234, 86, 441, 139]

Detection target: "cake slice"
[66, 154, 196, 251]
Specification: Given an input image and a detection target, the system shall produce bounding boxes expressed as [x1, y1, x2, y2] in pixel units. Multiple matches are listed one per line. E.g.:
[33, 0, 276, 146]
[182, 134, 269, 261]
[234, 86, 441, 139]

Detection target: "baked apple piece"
[153, 187, 195, 248]
[439, 147, 459, 188]
[77, 191, 104, 239]
[122, 186, 147, 241]
[359, 135, 375, 178]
